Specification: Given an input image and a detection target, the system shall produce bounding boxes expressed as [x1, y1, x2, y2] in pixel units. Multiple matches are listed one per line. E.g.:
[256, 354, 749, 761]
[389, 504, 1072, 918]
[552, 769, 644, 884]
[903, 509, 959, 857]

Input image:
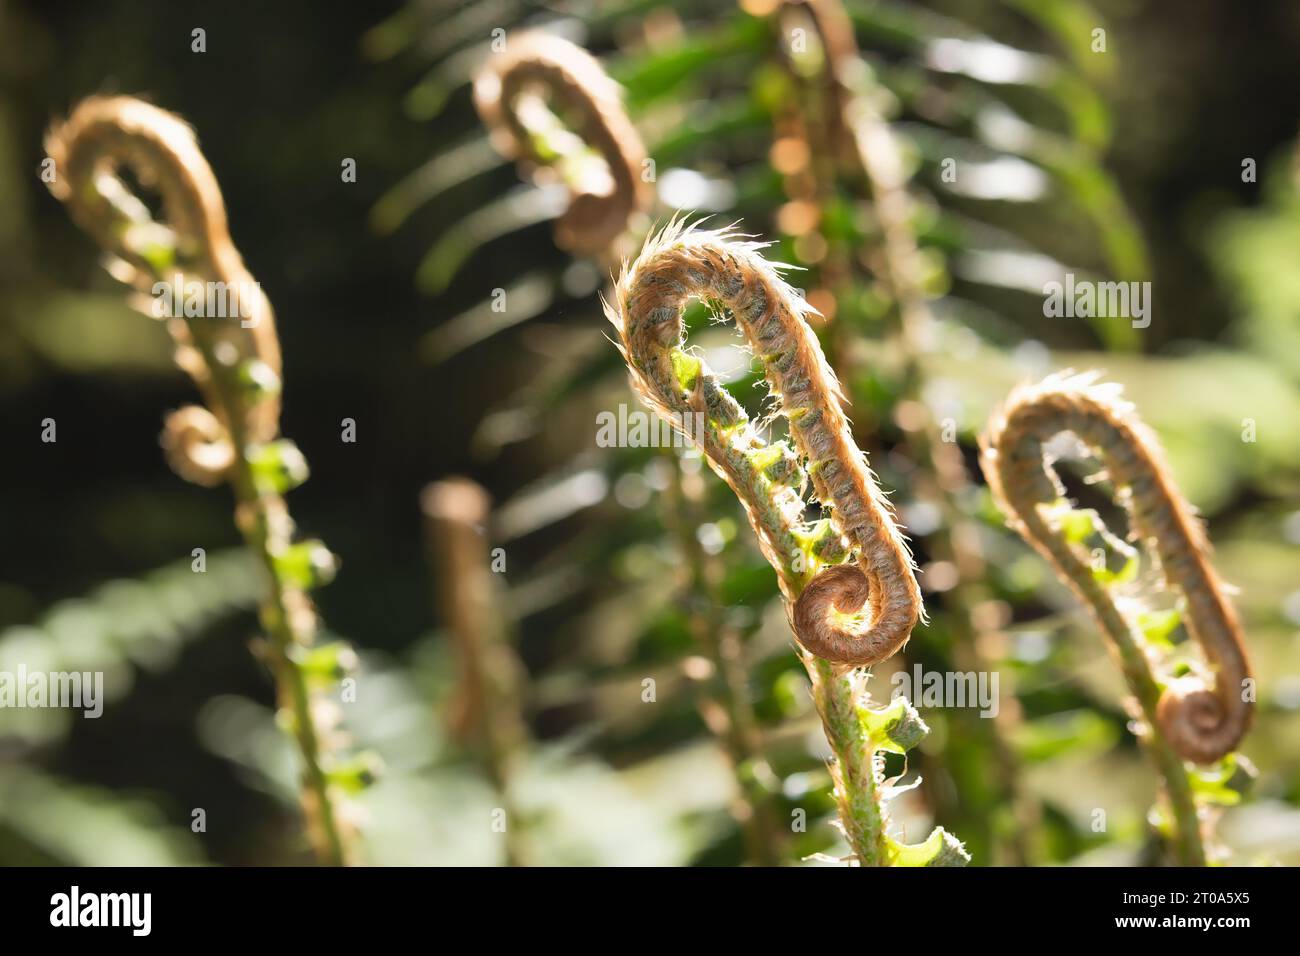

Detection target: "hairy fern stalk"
[608, 219, 967, 866]
[980, 371, 1255, 865]
[46, 95, 363, 866]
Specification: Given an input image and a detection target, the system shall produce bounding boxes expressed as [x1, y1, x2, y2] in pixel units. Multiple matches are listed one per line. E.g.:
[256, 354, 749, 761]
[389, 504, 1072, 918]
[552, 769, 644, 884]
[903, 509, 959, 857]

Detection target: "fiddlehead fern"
[611, 221, 922, 665]
[46, 96, 281, 470]
[608, 219, 964, 865]
[473, 31, 652, 257]
[771, 0, 1041, 864]
[980, 371, 1255, 864]
[46, 95, 360, 866]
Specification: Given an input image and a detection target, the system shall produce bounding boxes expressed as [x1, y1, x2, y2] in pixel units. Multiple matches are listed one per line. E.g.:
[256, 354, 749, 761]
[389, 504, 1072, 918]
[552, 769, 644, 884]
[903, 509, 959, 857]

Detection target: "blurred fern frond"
[0, 549, 260, 745]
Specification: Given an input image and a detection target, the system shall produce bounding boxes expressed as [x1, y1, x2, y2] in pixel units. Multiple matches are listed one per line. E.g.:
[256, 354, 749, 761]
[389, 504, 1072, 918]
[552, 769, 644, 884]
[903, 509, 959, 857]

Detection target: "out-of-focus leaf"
[416, 185, 567, 294]
[611, 14, 762, 107]
[1014, 708, 1118, 762]
[371, 137, 502, 235]
[421, 272, 556, 363]
[0, 767, 203, 865]
[1006, 0, 1115, 82]
[1211, 162, 1300, 384]
[0, 550, 261, 744]
[11, 291, 175, 374]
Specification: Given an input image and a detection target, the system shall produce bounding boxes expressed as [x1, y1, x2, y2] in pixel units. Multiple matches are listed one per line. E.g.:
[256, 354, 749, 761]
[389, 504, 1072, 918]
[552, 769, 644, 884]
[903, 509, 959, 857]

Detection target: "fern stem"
[664, 466, 784, 865]
[475, 36, 789, 861]
[422, 478, 531, 866]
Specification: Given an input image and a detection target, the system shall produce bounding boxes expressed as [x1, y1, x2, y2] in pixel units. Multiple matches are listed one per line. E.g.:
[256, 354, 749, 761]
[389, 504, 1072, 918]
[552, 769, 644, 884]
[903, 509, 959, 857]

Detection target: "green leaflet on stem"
[862, 695, 928, 755]
[272, 541, 340, 591]
[294, 642, 361, 684]
[248, 440, 311, 495]
[326, 752, 386, 795]
[865, 698, 965, 866]
[885, 827, 970, 867]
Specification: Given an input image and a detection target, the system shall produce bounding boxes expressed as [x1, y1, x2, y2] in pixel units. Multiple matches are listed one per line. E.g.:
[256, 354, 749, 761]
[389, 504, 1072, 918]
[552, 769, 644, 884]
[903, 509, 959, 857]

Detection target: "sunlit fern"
[365, 0, 1157, 864]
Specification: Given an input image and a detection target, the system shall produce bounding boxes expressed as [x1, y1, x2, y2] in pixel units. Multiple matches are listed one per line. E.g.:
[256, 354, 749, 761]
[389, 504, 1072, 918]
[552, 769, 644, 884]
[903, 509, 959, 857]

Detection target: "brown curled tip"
[793, 563, 916, 667]
[45, 96, 229, 280]
[1158, 679, 1249, 767]
[161, 405, 235, 486]
[473, 31, 651, 256]
[980, 371, 1253, 764]
[44, 97, 269, 330]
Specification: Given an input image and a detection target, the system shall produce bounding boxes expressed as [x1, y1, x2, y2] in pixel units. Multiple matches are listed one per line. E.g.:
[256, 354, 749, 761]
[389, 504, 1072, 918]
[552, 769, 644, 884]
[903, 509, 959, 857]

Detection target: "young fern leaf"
[473, 31, 652, 257]
[46, 96, 282, 479]
[980, 371, 1255, 864]
[46, 95, 360, 866]
[610, 219, 922, 665]
[607, 219, 965, 865]
[775, 0, 1041, 864]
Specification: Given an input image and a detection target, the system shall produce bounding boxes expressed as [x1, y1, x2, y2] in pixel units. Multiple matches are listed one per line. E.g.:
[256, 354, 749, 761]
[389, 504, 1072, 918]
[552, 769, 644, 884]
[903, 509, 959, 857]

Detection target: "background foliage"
[1, 0, 1299, 865]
